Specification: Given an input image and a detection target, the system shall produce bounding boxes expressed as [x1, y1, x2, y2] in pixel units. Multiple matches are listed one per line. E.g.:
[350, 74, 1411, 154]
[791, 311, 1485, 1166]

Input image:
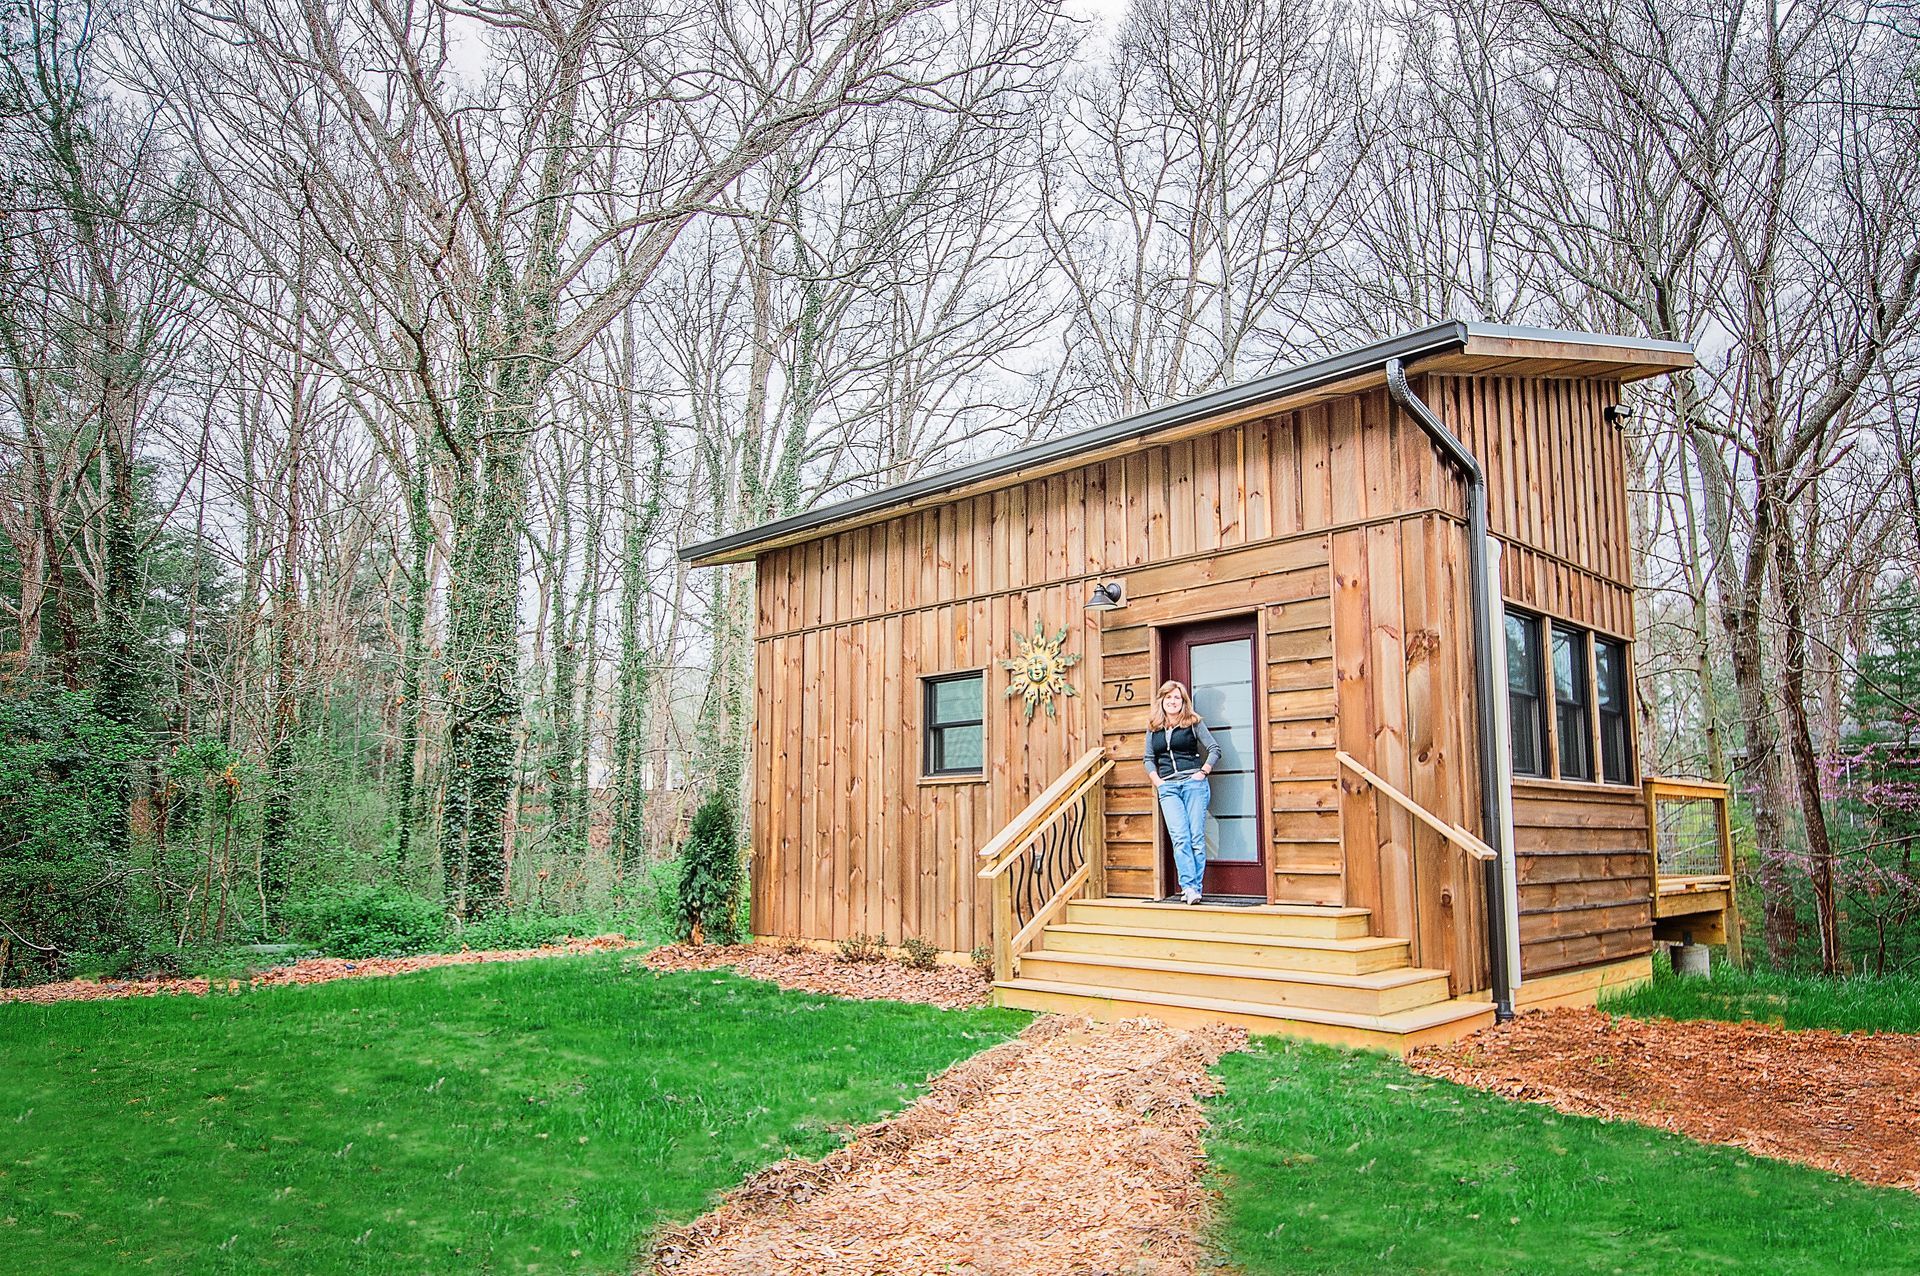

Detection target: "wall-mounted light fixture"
[1084, 580, 1126, 611]
[1604, 403, 1634, 427]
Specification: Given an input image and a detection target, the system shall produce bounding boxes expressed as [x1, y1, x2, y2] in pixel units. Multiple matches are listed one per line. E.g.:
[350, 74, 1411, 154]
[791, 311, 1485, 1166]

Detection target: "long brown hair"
[1149, 679, 1202, 731]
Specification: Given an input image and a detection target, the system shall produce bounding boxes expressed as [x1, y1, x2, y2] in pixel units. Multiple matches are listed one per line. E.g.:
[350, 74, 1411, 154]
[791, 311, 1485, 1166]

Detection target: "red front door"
[1160, 616, 1267, 898]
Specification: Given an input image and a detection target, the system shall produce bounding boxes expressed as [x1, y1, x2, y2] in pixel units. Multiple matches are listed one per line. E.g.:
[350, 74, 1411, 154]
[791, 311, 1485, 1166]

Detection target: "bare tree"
[1044, 0, 1381, 415]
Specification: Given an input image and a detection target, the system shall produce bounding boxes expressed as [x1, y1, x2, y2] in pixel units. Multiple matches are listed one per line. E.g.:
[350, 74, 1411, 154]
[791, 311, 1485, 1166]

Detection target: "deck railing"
[1645, 776, 1735, 886]
[1644, 775, 1743, 961]
[977, 747, 1114, 983]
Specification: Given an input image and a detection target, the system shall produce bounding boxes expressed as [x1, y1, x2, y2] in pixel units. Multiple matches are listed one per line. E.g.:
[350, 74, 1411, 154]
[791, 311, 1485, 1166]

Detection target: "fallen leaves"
[0, 935, 640, 1006]
[641, 943, 993, 1010]
[1410, 1008, 1920, 1193]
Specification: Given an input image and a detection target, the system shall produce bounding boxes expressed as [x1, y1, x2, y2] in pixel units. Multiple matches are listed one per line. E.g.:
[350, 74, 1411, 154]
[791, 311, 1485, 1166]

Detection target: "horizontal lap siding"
[1265, 596, 1342, 903]
[1512, 773, 1655, 979]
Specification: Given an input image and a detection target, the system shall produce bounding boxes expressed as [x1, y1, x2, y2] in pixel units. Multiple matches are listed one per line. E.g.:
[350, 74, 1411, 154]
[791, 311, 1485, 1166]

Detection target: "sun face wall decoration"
[1002, 620, 1082, 721]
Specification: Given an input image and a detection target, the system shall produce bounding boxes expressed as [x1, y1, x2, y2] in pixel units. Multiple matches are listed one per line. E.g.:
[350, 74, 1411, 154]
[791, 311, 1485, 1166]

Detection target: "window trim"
[1551, 622, 1595, 782]
[1504, 609, 1547, 778]
[1505, 609, 1639, 789]
[921, 669, 986, 778]
[1595, 636, 1633, 785]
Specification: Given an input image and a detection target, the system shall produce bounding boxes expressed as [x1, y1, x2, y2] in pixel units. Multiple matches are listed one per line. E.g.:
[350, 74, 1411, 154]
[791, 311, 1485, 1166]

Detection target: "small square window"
[923, 672, 984, 776]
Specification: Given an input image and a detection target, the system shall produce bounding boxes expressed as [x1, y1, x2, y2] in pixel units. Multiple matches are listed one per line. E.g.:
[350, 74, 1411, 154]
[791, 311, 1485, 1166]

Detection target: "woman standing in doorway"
[1145, 680, 1221, 904]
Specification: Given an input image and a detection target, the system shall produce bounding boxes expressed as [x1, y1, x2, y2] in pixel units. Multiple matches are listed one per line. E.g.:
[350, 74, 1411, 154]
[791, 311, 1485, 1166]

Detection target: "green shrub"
[634, 855, 683, 945]
[284, 884, 448, 958]
[837, 932, 885, 964]
[457, 911, 608, 952]
[676, 789, 745, 945]
[970, 944, 993, 976]
[898, 936, 939, 970]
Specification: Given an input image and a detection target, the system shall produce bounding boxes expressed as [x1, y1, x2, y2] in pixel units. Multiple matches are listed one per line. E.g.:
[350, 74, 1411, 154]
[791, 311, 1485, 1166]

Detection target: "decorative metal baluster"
[1009, 794, 1088, 934]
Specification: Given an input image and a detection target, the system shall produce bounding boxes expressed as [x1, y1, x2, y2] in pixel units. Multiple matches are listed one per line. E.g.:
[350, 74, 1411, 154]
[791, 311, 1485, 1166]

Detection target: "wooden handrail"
[1645, 776, 1730, 802]
[978, 748, 1114, 878]
[1337, 750, 1497, 862]
[976, 747, 1113, 984]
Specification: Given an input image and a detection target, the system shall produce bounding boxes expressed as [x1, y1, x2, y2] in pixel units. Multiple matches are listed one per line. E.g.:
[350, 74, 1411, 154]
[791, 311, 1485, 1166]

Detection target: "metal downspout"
[1385, 358, 1516, 1022]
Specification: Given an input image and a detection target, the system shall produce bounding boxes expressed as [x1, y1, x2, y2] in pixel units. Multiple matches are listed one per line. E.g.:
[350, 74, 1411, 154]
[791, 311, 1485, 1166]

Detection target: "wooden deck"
[992, 898, 1493, 1054]
[1653, 874, 1735, 946]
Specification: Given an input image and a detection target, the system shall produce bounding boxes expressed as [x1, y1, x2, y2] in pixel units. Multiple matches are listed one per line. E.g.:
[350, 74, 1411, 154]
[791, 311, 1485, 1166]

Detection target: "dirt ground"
[649, 1014, 1245, 1276]
[1411, 1008, 1920, 1192]
[642, 943, 994, 1009]
[0, 934, 639, 1006]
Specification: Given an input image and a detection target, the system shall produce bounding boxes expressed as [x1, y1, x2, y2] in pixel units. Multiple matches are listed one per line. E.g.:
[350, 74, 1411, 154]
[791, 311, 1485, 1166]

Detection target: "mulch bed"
[649, 1015, 1247, 1275]
[0, 935, 640, 1006]
[1410, 1008, 1920, 1192]
[642, 943, 993, 1010]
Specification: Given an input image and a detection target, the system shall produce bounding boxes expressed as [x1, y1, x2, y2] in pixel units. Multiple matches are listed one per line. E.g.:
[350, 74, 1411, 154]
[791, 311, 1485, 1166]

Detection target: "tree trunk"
[390, 447, 433, 876]
[1771, 504, 1842, 972]
[261, 341, 307, 932]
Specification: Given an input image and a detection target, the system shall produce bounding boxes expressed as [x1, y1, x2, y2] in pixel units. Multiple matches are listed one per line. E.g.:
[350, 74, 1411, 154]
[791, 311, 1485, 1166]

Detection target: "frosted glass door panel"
[1190, 638, 1258, 863]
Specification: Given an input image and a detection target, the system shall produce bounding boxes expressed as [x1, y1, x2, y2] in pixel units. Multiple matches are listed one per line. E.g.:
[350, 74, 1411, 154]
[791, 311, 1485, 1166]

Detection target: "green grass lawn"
[0, 954, 1024, 1275]
[1601, 961, 1920, 1034]
[1208, 1036, 1920, 1275]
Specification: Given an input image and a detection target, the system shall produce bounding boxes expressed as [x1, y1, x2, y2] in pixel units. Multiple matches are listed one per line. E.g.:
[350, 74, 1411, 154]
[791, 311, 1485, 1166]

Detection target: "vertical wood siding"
[748, 373, 1645, 983]
[1428, 373, 1651, 978]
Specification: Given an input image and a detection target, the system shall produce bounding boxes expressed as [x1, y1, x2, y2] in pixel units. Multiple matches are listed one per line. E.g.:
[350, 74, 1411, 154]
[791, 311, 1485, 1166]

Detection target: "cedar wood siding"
[750, 371, 1647, 987]
[1432, 374, 1655, 980]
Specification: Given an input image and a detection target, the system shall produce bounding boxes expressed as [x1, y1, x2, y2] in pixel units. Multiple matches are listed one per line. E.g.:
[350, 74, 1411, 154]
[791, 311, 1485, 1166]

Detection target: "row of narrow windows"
[1505, 610, 1632, 786]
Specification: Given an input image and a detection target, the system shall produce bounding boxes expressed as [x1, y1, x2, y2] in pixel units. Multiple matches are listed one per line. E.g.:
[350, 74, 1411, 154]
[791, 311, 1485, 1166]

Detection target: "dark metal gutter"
[680, 321, 1473, 565]
[1385, 358, 1516, 1023]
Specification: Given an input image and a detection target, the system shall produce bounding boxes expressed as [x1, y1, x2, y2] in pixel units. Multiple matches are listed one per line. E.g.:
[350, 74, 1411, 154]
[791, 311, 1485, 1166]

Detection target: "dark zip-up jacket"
[1145, 721, 1222, 781]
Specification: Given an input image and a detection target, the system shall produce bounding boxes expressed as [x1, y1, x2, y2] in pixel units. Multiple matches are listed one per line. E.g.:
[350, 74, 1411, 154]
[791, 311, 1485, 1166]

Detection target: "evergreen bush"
[676, 789, 745, 945]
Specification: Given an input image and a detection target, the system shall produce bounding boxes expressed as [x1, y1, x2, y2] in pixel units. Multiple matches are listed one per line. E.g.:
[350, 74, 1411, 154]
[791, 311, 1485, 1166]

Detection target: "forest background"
[3, 0, 1917, 982]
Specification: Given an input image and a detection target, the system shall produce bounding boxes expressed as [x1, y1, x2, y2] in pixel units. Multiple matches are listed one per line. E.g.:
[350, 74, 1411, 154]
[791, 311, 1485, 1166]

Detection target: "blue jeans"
[1158, 774, 1211, 895]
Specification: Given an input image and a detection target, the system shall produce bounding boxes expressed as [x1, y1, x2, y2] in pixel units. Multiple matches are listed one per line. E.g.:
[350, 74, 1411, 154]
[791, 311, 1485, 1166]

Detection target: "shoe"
[1182, 888, 1200, 905]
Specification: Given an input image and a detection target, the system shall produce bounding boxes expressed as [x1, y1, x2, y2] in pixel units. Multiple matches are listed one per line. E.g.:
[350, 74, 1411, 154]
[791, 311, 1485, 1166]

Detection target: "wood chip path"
[1411, 1008, 1920, 1192]
[649, 1015, 1246, 1276]
[0, 935, 640, 1006]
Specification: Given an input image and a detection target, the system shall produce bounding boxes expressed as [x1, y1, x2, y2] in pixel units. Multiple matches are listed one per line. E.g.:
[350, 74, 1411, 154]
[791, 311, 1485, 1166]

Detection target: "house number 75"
[1114, 682, 1136, 703]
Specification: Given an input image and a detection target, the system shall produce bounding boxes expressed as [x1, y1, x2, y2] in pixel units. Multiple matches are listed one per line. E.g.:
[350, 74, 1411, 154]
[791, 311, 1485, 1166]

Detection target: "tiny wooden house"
[683, 322, 1738, 1050]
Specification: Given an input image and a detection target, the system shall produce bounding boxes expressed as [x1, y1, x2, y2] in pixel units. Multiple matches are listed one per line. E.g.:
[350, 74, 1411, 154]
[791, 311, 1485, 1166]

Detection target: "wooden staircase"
[992, 898, 1495, 1053]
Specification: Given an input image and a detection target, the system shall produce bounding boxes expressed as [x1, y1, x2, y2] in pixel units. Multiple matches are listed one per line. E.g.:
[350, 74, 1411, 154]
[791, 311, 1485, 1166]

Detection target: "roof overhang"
[681, 321, 1692, 567]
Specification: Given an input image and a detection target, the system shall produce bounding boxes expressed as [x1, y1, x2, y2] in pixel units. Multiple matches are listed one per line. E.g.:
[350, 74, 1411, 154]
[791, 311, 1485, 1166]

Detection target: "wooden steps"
[992, 899, 1494, 1053]
[1061, 898, 1371, 939]
[994, 978, 1495, 1052]
[1039, 923, 1411, 975]
[1016, 951, 1452, 1016]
